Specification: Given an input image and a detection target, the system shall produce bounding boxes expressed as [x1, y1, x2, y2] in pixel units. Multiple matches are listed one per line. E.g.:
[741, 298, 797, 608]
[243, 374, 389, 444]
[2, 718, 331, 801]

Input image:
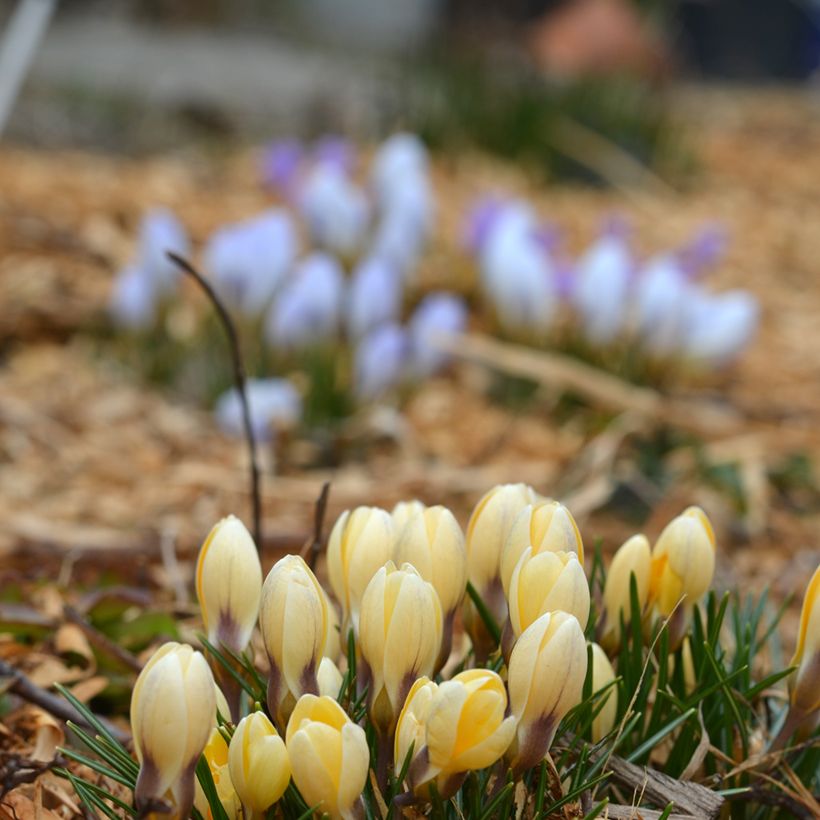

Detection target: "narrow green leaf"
[626, 707, 696, 764]
[465, 581, 501, 645]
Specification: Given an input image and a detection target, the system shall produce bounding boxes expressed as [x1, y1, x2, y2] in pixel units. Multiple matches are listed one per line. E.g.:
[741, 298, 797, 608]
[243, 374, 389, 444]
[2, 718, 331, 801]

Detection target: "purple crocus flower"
[633, 254, 691, 357]
[408, 292, 468, 377]
[678, 224, 728, 278]
[137, 208, 189, 296]
[463, 197, 506, 254]
[261, 140, 305, 195]
[109, 266, 157, 331]
[314, 135, 356, 174]
[265, 253, 345, 350]
[346, 256, 404, 340]
[371, 133, 429, 207]
[204, 210, 298, 317]
[214, 378, 302, 443]
[682, 288, 759, 368]
[353, 322, 409, 400]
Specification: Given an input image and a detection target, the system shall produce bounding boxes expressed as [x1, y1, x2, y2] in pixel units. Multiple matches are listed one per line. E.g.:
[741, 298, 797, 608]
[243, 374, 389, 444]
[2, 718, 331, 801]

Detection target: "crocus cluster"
[109, 134, 467, 441]
[126, 486, 820, 820]
[466, 199, 759, 373]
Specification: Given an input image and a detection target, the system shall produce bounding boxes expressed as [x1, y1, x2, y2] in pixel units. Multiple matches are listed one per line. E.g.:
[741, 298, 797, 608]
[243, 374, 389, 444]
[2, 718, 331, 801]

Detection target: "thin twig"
[167, 252, 262, 549]
[0, 660, 129, 744]
[300, 482, 331, 572]
[62, 605, 142, 673]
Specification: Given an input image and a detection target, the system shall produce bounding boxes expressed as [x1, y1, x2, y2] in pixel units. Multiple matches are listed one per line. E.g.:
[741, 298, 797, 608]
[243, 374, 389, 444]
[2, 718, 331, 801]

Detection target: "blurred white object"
[205, 210, 298, 317]
[408, 292, 468, 377]
[633, 255, 691, 357]
[138, 208, 189, 296]
[572, 229, 633, 345]
[371, 133, 429, 205]
[265, 253, 345, 350]
[215, 378, 302, 443]
[0, 0, 57, 136]
[353, 322, 408, 400]
[682, 289, 759, 368]
[109, 266, 157, 331]
[347, 256, 403, 339]
[479, 202, 557, 339]
[298, 163, 370, 256]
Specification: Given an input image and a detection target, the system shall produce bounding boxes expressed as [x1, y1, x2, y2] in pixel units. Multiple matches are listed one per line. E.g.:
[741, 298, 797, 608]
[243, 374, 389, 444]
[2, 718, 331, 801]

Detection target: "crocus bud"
[590, 643, 617, 743]
[507, 549, 590, 641]
[352, 322, 409, 400]
[600, 534, 651, 649]
[394, 676, 438, 778]
[371, 133, 429, 206]
[228, 712, 291, 815]
[259, 555, 329, 728]
[286, 695, 369, 820]
[507, 612, 587, 776]
[194, 728, 240, 820]
[131, 642, 216, 820]
[418, 670, 516, 798]
[407, 292, 468, 378]
[500, 500, 583, 599]
[391, 499, 427, 534]
[650, 506, 716, 647]
[327, 506, 394, 635]
[682, 289, 759, 369]
[789, 565, 820, 718]
[265, 253, 345, 351]
[317, 657, 344, 699]
[463, 483, 540, 658]
[138, 208, 189, 296]
[109, 266, 157, 330]
[214, 378, 302, 444]
[196, 516, 262, 654]
[359, 562, 442, 734]
[346, 256, 403, 340]
[634, 256, 691, 357]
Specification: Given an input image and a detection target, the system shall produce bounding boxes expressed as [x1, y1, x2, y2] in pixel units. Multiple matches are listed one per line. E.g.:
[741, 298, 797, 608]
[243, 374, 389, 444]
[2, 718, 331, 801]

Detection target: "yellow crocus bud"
[323, 590, 343, 663]
[228, 712, 291, 815]
[589, 643, 617, 743]
[600, 534, 651, 649]
[359, 562, 443, 734]
[259, 555, 329, 728]
[285, 695, 369, 820]
[507, 548, 589, 642]
[391, 499, 427, 534]
[394, 505, 467, 670]
[650, 507, 716, 648]
[327, 506, 394, 635]
[463, 484, 540, 658]
[419, 670, 516, 798]
[317, 656, 344, 699]
[507, 612, 587, 775]
[194, 729, 240, 820]
[394, 677, 438, 777]
[196, 515, 262, 654]
[500, 500, 583, 598]
[790, 565, 820, 717]
[131, 642, 216, 820]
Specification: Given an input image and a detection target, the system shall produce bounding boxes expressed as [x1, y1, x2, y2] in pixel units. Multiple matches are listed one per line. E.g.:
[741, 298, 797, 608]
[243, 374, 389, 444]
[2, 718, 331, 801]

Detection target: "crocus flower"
[590, 642, 618, 743]
[137, 208, 189, 296]
[265, 253, 345, 351]
[260, 139, 305, 195]
[214, 378, 302, 443]
[599, 534, 651, 650]
[353, 322, 409, 400]
[407, 292, 468, 377]
[205, 210, 298, 317]
[633, 254, 692, 357]
[346, 256, 403, 340]
[371, 133, 429, 206]
[682, 288, 759, 368]
[109, 266, 157, 330]
[314, 135, 356, 174]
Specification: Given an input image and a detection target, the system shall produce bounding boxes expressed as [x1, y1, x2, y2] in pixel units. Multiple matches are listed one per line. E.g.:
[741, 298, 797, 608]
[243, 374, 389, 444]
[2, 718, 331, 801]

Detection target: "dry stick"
[62, 605, 142, 673]
[300, 481, 331, 572]
[0, 660, 129, 744]
[167, 252, 262, 549]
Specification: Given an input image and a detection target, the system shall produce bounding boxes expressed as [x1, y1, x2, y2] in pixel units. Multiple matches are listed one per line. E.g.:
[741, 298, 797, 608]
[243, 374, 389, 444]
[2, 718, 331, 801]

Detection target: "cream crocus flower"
[789, 565, 820, 717]
[317, 656, 344, 699]
[600, 534, 651, 650]
[131, 642, 216, 820]
[508, 548, 590, 639]
[500, 500, 583, 598]
[327, 506, 394, 635]
[196, 515, 262, 654]
[650, 507, 716, 648]
[391, 499, 427, 534]
[507, 612, 587, 775]
[589, 643, 617, 743]
[394, 677, 439, 777]
[419, 670, 516, 797]
[194, 729, 240, 820]
[259, 554, 328, 728]
[285, 695, 370, 820]
[359, 562, 443, 734]
[463, 484, 540, 659]
[228, 712, 291, 816]
[394, 505, 467, 670]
